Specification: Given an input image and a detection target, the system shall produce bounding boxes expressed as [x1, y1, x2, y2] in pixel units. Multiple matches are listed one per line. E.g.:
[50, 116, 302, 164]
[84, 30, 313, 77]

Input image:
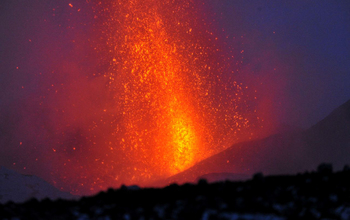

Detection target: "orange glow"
[98, 0, 259, 180]
[46, 0, 262, 195]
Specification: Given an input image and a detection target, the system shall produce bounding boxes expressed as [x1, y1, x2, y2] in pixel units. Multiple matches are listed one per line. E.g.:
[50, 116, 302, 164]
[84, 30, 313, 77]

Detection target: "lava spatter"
[98, 0, 257, 180]
[48, 0, 261, 195]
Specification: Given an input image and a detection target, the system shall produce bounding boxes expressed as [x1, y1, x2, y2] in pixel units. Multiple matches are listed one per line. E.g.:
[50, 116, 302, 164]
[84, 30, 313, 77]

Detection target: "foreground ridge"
[1, 164, 350, 220]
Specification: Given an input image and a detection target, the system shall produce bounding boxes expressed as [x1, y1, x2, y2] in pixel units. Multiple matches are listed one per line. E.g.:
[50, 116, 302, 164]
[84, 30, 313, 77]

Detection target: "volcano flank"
[154, 99, 350, 186]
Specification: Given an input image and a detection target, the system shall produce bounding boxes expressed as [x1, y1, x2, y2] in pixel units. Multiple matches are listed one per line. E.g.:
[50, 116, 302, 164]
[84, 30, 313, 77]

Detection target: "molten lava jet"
[98, 0, 259, 183]
[45, 0, 261, 195]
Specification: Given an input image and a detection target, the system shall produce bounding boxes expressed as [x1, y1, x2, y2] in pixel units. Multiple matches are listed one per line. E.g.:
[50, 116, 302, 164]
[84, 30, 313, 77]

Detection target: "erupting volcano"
[89, 0, 260, 190]
[2, 0, 350, 207]
[11, 0, 262, 195]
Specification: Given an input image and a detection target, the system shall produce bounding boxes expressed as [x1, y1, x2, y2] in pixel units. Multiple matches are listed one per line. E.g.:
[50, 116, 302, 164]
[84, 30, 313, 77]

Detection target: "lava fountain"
[94, 0, 259, 183]
[43, 0, 261, 195]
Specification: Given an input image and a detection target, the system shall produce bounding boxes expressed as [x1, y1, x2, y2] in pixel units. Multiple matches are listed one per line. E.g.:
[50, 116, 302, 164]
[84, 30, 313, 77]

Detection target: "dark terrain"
[1, 164, 350, 220]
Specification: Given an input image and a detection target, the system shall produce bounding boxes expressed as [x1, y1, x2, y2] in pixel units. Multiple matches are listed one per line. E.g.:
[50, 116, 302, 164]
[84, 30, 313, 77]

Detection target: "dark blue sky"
[207, 0, 350, 127]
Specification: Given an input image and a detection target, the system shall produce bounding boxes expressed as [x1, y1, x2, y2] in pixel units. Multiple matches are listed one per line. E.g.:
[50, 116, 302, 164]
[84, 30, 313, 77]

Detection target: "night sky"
[209, 0, 350, 127]
[0, 0, 349, 187]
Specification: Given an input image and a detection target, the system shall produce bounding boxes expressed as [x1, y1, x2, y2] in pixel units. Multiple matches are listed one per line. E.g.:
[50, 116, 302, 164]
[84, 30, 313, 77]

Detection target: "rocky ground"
[1, 164, 350, 220]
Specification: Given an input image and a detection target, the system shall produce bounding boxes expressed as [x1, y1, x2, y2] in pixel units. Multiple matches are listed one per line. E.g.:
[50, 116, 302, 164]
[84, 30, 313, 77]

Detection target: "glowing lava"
[44, 0, 261, 195]
[98, 0, 257, 180]
[103, 0, 209, 178]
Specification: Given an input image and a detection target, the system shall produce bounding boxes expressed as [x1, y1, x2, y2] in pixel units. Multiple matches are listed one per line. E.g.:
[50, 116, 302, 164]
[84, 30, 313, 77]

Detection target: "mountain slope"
[156, 99, 350, 186]
[303, 99, 350, 168]
[0, 166, 77, 204]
